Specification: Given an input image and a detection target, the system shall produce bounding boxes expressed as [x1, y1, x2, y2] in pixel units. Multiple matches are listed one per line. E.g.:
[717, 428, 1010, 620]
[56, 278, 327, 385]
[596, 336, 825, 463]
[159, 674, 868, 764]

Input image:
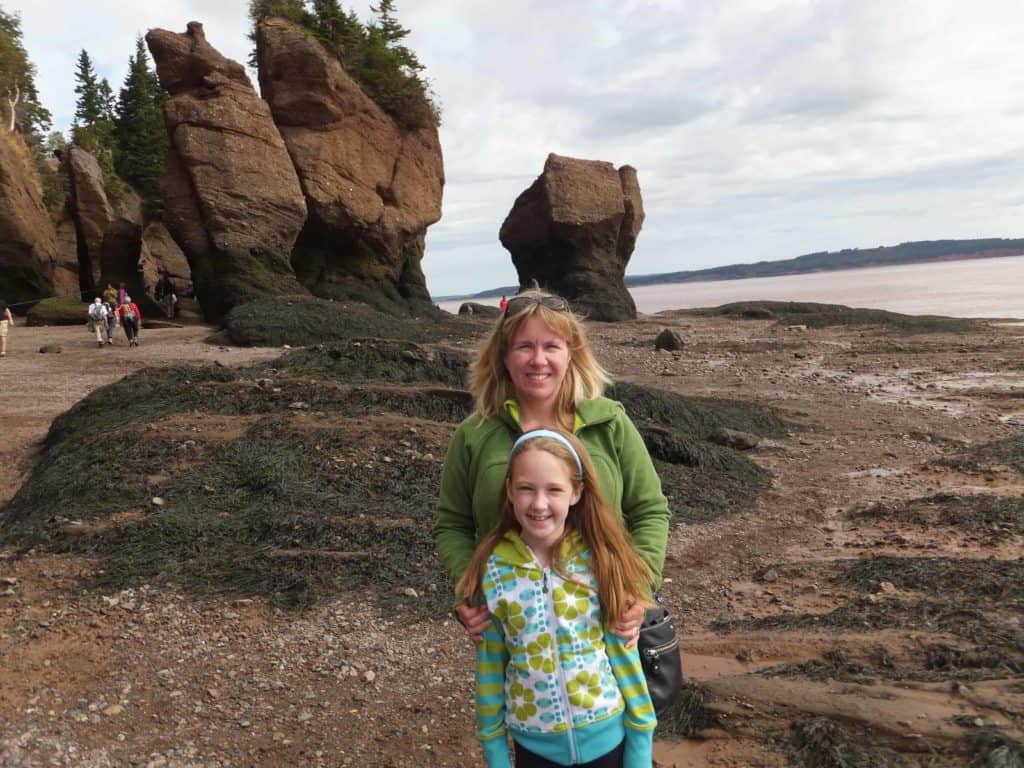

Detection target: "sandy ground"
[1, 315, 1023, 766]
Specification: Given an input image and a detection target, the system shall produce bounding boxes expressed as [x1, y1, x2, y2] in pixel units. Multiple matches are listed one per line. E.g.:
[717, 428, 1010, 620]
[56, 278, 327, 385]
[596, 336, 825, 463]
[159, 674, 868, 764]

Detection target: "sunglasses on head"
[504, 295, 570, 316]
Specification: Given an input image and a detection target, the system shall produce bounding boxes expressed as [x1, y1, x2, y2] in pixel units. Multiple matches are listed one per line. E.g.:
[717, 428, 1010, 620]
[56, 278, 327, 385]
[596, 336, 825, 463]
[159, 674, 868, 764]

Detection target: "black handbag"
[638, 597, 683, 717]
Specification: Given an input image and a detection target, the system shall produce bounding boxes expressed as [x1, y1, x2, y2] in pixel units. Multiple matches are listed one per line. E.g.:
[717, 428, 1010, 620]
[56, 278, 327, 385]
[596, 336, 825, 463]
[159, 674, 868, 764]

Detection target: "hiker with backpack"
[87, 298, 109, 348]
[117, 296, 142, 348]
[103, 300, 118, 345]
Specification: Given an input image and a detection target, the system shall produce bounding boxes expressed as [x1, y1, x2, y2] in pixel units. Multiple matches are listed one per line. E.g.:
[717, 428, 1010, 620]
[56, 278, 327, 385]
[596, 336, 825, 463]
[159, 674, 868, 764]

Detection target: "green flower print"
[497, 600, 527, 633]
[509, 681, 538, 721]
[552, 584, 589, 621]
[525, 634, 555, 674]
[566, 671, 602, 709]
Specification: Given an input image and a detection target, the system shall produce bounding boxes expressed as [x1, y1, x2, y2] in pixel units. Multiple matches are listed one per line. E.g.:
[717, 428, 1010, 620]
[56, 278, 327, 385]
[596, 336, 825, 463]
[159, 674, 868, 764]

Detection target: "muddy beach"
[0, 311, 1022, 767]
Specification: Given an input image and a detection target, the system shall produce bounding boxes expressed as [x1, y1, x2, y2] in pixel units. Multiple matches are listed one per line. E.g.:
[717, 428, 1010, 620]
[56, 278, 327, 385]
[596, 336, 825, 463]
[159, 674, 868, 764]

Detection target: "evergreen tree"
[72, 50, 104, 132]
[114, 36, 168, 213]
[248, 0, 439, 129]
[72, 48, 124, 208]
[0, 5, 51, 135]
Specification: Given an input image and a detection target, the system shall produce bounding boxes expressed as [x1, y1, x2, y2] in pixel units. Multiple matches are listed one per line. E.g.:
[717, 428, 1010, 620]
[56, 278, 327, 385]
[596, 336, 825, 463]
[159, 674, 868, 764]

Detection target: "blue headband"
[510, 429, 584, 478]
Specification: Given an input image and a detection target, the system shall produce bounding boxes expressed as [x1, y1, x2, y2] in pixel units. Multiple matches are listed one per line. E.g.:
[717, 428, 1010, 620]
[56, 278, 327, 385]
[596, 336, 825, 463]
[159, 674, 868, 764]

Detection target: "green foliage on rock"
[25, 297, 88, 326]
[249, 0, 441, 129]
[72, 49, 126, 209]
[686, 301, 978, 333]
[114, 37, 168, 216]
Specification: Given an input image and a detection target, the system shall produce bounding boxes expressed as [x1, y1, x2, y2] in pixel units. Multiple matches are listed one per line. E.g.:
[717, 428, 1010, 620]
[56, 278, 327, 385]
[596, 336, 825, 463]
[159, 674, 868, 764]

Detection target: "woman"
[117, 295, 142, 348]
[435, 289, 670, 642]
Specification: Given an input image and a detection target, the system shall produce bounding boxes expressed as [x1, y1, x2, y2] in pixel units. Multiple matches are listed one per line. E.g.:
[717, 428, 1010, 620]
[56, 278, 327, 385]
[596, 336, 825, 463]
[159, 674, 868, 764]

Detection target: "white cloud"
[11, 0, 1024, 296]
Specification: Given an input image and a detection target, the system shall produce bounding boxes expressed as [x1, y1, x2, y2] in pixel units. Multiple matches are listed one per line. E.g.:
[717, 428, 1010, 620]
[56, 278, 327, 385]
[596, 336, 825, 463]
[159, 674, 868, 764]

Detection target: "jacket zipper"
[544, 569, 578, 764]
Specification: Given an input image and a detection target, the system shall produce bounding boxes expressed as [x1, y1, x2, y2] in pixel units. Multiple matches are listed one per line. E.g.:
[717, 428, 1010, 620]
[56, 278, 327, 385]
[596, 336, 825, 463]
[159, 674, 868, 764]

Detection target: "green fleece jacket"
[434, 397, 670, 589]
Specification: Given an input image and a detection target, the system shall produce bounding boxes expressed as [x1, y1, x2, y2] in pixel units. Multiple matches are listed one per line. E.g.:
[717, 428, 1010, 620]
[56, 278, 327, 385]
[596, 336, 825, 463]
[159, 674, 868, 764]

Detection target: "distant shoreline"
[435, 238, 1024, 302]
[438, 253, 1024, 319]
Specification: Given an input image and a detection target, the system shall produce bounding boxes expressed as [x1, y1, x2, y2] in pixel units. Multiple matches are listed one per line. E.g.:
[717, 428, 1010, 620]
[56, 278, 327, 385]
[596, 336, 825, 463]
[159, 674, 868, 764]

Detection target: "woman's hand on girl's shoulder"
[456, 602, 492, 642]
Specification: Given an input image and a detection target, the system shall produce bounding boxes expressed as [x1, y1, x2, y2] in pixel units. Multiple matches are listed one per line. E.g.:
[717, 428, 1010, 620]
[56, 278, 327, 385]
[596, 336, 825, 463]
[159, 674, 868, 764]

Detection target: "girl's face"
[506, 448, 581, 559]
[503, 314, 571, 409]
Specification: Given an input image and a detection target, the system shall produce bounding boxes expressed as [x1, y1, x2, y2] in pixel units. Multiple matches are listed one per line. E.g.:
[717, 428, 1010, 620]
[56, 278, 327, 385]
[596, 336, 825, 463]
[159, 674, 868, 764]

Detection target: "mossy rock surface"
[683, 301, 977, 333]
[2, 343, 782, 611]
[26, 297, 89, 326]
[224, 296, 469, 347]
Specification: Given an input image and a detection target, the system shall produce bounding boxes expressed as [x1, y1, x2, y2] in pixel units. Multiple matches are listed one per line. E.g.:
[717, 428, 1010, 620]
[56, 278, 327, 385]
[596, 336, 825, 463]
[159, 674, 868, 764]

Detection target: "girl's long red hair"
[456, 431, 652, 627]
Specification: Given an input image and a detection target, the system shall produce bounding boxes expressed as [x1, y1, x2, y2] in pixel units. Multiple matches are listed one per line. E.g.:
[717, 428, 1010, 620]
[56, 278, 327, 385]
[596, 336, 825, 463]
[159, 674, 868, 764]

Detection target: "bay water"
[440, 255, 1024, 319]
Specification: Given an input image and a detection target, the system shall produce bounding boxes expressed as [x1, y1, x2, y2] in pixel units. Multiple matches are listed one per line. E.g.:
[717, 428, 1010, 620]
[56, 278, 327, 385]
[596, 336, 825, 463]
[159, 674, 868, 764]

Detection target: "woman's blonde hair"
[470, 290, 611, 424]
[455, 430, 653, 627]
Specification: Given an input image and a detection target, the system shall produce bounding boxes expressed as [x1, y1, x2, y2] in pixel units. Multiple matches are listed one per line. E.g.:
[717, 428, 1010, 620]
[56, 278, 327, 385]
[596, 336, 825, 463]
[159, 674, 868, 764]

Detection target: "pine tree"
[72, 48, 125, 208]
[114, 36, 168, 213]
[72, 50, 104, 132]
[0, 5, 51, 135]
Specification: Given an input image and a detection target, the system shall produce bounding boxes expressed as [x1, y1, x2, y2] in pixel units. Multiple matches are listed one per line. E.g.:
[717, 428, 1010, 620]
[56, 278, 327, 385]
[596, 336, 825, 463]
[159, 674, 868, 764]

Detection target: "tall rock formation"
[0, 133, 57, 304]
[256, 17, 444, 315]
[63, 146, 113, 294]
[500, 153, 644, 322]
[146, 22, 308, 323]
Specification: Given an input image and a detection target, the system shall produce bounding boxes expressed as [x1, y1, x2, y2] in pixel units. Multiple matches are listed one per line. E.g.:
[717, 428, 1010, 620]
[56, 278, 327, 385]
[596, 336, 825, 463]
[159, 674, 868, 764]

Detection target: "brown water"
[631, 255, 1024, 317]
[440, 255, 1024, 318]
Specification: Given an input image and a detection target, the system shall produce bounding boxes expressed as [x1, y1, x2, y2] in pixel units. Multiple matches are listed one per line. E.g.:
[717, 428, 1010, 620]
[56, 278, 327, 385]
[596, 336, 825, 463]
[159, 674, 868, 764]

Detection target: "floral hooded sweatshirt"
[475, 530, 656, 767]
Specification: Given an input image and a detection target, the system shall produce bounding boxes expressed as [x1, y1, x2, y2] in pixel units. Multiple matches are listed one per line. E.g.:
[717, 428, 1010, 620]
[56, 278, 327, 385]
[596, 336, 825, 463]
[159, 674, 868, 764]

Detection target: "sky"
[13, 0, 1024, 297]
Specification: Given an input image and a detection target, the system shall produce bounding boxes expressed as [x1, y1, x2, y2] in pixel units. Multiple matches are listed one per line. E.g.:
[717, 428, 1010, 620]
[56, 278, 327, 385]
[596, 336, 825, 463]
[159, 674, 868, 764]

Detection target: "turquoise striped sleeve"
[606, 632, 656, 768]
[605, 632, 657, 731]
[476, 618, 512, 768]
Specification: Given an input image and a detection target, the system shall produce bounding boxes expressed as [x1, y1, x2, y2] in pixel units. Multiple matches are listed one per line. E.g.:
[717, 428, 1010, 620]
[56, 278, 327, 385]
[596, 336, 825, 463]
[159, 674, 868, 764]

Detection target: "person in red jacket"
[117, 296, 143, 347]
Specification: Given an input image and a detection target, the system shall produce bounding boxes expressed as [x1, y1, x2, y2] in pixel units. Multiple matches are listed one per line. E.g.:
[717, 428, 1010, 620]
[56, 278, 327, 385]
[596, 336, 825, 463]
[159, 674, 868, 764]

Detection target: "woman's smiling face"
[506, 447, 581, 559]
[503, 314, 571, 409]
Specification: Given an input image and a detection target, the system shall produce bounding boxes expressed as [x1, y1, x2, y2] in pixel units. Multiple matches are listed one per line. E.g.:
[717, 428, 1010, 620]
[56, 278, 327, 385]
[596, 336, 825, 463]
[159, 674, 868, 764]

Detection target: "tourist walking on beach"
[117, 282, 128, 307]
[435, 288, 670, 644]
[103, 300, 118, 345]
[117, 296, 142, 347]
[498, 295, 508, 312]
[102, 283, 118, 307]
[456, 429, 656, 767]
[155, 272, 176, 319]
[0, 298, 13, 357]
[87, 298, 109, 348]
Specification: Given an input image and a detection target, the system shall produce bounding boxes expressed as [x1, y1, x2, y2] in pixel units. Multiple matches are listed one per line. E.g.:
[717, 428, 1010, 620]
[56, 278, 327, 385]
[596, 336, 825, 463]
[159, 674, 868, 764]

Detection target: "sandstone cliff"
[146, 22, 309, 323]
[63, 146, 113, 293]
[0, 133, 57, 305]
[256, 17, 444, 316]
[500, 153, 643, 321]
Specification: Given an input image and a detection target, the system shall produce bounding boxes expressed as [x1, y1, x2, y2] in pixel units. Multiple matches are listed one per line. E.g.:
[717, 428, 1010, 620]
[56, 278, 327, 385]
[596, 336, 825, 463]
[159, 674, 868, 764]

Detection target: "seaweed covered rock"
[146, 21, 309, 323]
[256, 17, 443, 316]
[0, 132, 57, 304]
[500, 153, 643, 321]
[224, 296, 465, 347]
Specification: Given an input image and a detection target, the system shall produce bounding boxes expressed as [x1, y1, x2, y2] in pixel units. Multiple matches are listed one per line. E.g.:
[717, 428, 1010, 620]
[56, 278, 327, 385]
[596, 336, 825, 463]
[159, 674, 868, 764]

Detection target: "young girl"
[457, 429, 657, 768]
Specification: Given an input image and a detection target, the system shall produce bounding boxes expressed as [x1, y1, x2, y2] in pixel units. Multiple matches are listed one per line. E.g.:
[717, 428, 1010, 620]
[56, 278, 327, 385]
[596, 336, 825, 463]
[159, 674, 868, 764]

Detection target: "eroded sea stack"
[146, 22, 309, 323]
[500, 153, 644, 321]
[256, 17, 444, 315]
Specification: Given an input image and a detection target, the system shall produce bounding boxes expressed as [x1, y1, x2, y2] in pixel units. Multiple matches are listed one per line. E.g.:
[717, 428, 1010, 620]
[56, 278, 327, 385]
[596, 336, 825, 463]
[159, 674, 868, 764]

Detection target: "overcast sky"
[13, 0, 1024, 296]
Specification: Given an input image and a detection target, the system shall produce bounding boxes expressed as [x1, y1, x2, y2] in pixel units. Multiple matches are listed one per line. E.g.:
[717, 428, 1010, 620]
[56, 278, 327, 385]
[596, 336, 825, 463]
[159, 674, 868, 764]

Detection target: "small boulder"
[709, 428, 761, 451]
[654, 329, 684, 351]
[38, 344, 63, 354]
